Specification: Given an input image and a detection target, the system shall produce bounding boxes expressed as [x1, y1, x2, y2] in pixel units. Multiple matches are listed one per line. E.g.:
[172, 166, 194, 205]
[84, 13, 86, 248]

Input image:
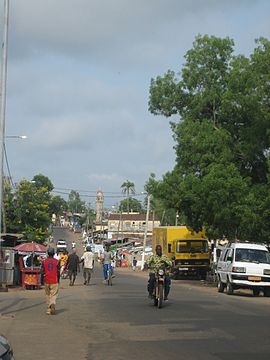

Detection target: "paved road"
[1, 228, 270, 360]
[52, 226, 83, 253]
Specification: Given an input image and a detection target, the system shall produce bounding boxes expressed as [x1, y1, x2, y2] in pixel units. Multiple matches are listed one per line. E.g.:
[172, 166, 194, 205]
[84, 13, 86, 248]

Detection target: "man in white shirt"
[81, 246, 95, 285]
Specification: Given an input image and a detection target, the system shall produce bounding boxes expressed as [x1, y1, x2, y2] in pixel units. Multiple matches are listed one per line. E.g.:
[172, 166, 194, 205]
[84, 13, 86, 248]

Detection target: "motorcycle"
[60, 265, 68, 279]
[152, 268, 166, 308]
[0, 335, 15, 360]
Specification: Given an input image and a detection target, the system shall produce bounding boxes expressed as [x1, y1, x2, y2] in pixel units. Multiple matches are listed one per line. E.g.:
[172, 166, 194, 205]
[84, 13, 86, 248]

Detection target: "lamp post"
[0, 0, 9, 291]
[5, 135, 27, 139]
[141, 193, 151, 270]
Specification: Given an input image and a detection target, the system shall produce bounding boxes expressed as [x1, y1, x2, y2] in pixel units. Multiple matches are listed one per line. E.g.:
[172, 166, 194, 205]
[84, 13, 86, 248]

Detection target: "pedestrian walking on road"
[81, 246, 95, 285]
[132, 257, 137, 271]
[67, 249, 80, 286]
[59, 250, 68, 277]
[41, 247, 60, 315]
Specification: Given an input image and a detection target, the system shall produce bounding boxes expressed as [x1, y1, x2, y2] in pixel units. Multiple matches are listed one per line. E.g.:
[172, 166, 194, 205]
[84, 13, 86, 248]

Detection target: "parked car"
[0, 335, 15, 360]
[56, 239, 67, 250]
[217, 242, 270, 296]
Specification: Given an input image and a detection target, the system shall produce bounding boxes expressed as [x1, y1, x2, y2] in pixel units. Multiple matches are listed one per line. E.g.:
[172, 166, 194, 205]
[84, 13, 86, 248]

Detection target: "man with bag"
[81, 246, 95, 285]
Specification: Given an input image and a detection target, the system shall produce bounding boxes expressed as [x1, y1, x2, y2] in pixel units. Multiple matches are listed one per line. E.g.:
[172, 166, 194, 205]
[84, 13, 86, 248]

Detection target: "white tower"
[95, 190, 104, 224]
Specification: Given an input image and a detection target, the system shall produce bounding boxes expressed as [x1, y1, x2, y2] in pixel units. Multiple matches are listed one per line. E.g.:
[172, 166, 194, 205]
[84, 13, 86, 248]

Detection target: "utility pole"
[141, 194, 151, 270]
[0, 0, 9, 291]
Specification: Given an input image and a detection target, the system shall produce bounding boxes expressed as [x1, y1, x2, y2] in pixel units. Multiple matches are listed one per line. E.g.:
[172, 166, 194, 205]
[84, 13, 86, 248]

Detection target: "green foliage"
[148, 35, 270, 242]
[49, 195, 68, 216]
[4, 174, 69, 243]
[67, 190, 85, 213]
[119, 197, 143, 212]
[32, 174, 54, 192]
[5, 180, 51, 242]
[144, 173, 178, 226]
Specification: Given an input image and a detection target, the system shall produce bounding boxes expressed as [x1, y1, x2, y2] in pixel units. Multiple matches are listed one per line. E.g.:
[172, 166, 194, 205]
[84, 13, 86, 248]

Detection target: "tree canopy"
[148, 35, 270, 242]
[67, 190, 85, 213]
[4, 174, 67, 243]
[5, 179, 51, 242]
[119, 197, 143, 213]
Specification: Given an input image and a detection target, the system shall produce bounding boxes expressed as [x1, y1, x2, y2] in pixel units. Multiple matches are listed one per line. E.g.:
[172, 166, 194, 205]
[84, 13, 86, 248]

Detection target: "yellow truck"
[152, 226, 210, 279]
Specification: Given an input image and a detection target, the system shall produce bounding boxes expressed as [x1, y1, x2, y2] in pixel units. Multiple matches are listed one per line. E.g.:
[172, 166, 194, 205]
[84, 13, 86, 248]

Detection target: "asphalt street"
[1, 228, 270, 360]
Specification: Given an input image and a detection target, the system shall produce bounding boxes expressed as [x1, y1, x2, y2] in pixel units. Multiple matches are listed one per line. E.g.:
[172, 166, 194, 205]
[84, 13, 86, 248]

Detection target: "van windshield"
[176, 240, 208, 254]
[235, 249, 270, 264]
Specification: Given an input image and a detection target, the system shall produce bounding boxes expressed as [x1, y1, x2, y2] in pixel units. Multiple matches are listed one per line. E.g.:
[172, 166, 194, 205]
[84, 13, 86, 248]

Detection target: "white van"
[216, 242, 270, 296]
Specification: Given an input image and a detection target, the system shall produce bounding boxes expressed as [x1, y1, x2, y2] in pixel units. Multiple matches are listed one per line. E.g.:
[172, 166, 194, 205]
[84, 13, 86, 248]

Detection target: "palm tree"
[121, 180, 135, 213]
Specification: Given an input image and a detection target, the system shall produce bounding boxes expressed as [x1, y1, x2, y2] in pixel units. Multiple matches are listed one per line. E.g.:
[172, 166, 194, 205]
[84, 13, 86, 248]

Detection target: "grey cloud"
[8, 0, 263, 66]
[3, 0, 270, 205]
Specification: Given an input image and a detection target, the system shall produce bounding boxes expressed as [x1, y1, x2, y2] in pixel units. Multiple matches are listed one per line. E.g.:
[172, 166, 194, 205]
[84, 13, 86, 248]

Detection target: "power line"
[54, 186, 143, 195]
[52, 189, 145, 199]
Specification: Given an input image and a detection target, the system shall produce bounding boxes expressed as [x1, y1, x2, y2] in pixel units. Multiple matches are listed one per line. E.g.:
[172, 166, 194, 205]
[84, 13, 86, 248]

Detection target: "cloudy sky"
[1, 0, 270, 207]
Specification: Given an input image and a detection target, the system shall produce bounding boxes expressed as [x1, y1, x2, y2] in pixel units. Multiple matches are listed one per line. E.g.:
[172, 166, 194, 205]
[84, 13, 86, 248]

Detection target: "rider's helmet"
[86, 245, 92, 251]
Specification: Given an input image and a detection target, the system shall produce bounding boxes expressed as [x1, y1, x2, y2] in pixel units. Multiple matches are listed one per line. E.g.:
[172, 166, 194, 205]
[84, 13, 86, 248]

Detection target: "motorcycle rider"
[145, 244, 172, 301]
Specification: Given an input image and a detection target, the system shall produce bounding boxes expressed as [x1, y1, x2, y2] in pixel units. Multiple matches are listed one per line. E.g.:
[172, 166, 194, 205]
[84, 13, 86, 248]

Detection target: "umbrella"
[13, 242, 47, 255]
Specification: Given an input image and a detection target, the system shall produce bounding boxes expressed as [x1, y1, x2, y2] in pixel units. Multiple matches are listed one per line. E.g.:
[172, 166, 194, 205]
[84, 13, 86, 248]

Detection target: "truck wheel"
[199, 271, 207, 280]
[226, 280, 234, 295]
[172, 272, 179, 280]
[253, 288, 260, 297]
[217, 277, 225, 293]
[264, 287, 270, 297]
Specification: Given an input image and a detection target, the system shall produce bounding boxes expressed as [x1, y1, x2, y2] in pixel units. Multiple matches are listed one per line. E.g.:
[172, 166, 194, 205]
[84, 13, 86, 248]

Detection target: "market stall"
[13, 242, 47, 289]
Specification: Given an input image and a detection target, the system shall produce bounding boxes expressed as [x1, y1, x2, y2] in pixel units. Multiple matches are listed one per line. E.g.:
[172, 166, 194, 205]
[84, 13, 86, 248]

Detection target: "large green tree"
[148, 35, 270, 242]
[6, 180, 51, 242]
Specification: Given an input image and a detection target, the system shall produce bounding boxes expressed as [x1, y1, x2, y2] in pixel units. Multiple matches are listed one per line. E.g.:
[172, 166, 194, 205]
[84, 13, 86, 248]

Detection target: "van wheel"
[264, 287, 270, 297]
[226, 280, 234, 295]
[253, 288, 260, 297]
[217, 277, 225, 293]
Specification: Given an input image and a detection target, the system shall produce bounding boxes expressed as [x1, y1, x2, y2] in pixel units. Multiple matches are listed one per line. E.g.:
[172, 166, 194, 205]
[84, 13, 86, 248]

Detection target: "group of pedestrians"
[42, 243, 95, 315]
[42, 240, 171, 316]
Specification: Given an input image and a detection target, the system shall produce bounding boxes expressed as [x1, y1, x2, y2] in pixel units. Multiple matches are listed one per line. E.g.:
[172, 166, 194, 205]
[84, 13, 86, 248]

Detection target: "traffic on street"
[1, 228, 270, 360]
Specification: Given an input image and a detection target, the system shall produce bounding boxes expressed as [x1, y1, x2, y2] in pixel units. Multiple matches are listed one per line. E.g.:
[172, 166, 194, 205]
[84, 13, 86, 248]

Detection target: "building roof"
[108, 213, 160, 221]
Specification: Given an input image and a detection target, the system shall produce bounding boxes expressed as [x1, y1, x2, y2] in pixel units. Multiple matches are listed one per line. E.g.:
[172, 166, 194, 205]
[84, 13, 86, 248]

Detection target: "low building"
[107, 212, 160, 242]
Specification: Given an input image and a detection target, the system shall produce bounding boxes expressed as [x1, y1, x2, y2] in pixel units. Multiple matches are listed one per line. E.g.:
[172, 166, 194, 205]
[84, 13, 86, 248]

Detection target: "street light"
[141, 193, 151, 270]
[5, 135, 27, 139]
[0, 0, 9, 292]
